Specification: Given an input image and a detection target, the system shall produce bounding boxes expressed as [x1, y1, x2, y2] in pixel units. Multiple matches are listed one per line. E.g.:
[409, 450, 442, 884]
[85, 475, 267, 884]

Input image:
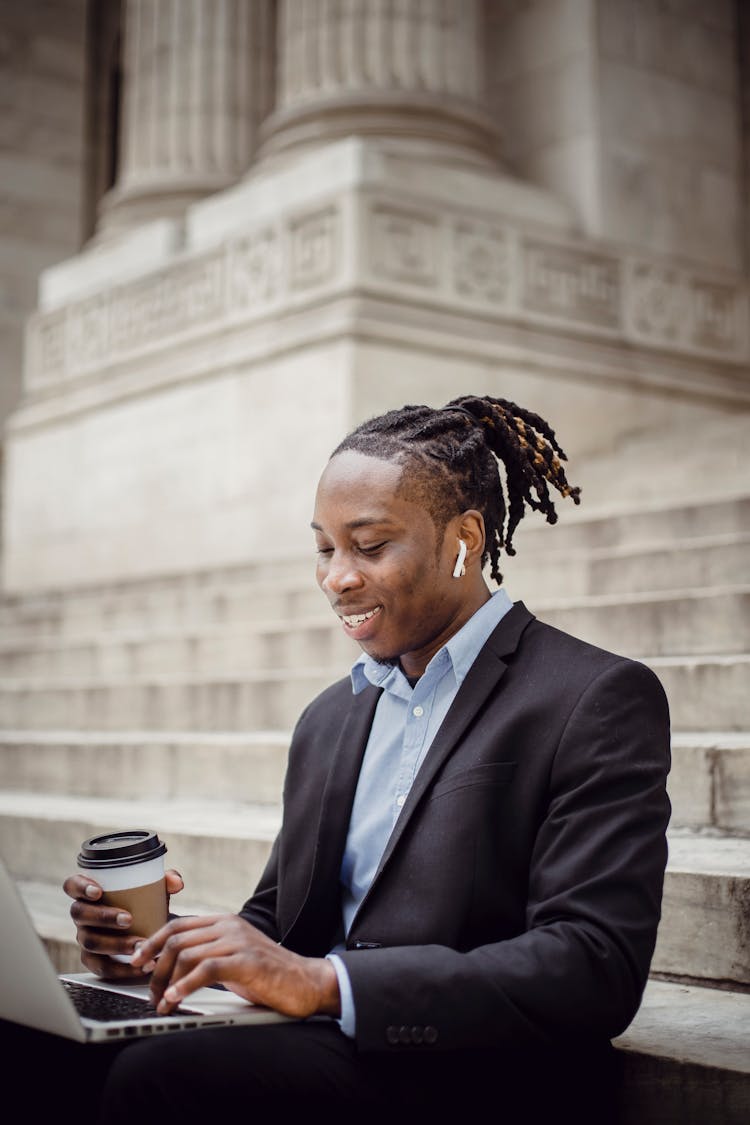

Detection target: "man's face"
[312, 450, 476, 678]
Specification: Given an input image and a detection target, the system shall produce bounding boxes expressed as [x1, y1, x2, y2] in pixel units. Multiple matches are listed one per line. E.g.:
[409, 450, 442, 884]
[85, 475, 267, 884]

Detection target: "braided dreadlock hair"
[331, 394, 581, 584]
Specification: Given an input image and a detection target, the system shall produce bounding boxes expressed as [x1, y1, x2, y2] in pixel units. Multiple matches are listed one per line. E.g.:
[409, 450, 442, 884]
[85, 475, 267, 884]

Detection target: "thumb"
[165, 869, 184, 896]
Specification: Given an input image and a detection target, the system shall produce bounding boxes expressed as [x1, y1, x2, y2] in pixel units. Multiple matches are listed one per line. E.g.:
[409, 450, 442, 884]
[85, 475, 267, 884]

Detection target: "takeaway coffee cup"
[77, 829, 168, 963]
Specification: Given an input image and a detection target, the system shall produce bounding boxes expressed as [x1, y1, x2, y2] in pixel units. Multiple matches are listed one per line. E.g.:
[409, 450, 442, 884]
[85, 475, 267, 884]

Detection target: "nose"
[318, 551, 365, 597]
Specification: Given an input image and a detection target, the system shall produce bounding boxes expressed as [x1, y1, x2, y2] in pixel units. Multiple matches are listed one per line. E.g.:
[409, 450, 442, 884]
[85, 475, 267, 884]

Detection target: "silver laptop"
[0, 858, 290, 1042]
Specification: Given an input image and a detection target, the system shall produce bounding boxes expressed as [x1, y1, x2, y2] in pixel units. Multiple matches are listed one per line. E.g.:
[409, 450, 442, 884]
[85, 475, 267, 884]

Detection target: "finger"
[156, 948, 240, 1013]
[63, 874, 103, 902]
[70, 900, 133, 931]
[131, 914, 219, 970]
[76, 925, 144, 958]
[80, 950, 146, 982]
[146, 923, 223, 1004]
[165, 869, 184, 895]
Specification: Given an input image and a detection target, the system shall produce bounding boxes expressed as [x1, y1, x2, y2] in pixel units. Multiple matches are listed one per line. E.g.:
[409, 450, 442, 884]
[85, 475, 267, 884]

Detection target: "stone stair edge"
[2, 584, 749, 651]
[0, 667, 342, 687]
[0, 558, 317, 606]
[665, 830, 750, 875]
[510, 528, 750, 561]
[0, 652, 746, 688]
[0, 729, 292, 745]
[1, 728, 745, 747]
[0, 613, 350, 650]
[1, 790, 742, 868]
[612, 979, 750, 1075]
[522, 489, 750, 526]
[1, 527, 747, 619]
[0, 790, 282, 832]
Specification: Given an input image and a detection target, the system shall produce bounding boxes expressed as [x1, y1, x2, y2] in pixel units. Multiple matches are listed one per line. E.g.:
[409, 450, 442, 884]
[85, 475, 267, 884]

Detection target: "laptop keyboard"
[62, 979, 200, 1022]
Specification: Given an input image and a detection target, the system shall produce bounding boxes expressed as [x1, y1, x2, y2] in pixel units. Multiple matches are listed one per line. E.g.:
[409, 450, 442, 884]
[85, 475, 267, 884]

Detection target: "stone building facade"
[2, 0, 748, 587]
[1, 3, 749, 1118]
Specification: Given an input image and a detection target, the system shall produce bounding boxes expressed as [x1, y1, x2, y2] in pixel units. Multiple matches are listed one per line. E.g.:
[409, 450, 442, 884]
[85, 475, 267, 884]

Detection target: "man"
[64, 395, 671, 1122]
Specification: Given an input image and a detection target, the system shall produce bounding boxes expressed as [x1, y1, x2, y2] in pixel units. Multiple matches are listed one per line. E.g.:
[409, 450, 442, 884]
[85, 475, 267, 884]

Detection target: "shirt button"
[396, 794, 406, 807]
[412, 705, 424, 717]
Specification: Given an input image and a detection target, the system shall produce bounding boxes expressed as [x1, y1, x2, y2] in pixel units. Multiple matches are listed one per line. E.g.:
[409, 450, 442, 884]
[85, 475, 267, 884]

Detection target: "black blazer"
[240, 603, 671, 1054]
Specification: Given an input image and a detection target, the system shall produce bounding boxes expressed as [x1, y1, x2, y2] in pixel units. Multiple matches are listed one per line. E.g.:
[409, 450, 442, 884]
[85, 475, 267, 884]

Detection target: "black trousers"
[0, 1016, 621, 1125]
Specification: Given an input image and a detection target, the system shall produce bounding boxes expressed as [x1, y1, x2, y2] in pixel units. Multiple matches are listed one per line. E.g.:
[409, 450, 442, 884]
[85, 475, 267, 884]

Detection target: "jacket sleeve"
[337, 658, 671, 1052]
[237, 832, 282, 941]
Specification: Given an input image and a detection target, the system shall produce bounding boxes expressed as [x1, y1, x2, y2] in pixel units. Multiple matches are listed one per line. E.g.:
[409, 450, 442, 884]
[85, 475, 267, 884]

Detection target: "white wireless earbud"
[452, 539, 467, 578]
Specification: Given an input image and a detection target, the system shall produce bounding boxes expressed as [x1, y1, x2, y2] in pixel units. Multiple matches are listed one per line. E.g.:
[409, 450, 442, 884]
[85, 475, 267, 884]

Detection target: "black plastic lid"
[77, 830, 167, 870]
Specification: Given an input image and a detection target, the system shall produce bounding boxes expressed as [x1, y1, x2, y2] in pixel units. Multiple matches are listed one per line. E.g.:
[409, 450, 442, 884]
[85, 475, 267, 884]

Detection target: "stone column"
[260, 0, 496, 162]
[98, 0, 273, 234]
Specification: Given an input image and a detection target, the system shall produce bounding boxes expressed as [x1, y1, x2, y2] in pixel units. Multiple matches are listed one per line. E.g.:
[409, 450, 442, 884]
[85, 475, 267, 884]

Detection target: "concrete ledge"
[614, 981, 750, 1125]
[0, 730, 291, 804]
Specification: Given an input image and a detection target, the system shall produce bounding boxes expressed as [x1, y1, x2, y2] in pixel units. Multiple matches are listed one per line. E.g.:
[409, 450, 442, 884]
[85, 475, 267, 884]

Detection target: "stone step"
[0, 653, 744, 731]
[670, 734, 750, 835]
[2, 730, 747, 834]
[534, 586, 750, 657]
[1, 494, 746, 639]
[2, 793, 747, 986]
[510, 494, 750, 555]
[0, 668, 340, 731]
[652, 831, 750, 986]
[0, 615, 361, 678]
[0, 791, 280, 913]
[0, 587, 747, 676]
[613, 979, 750, 1125]
[647, 654, 750, 732]
[0, 730, 291, 805]
[0, 579, 326, 641]
[504, 531, 750, 600]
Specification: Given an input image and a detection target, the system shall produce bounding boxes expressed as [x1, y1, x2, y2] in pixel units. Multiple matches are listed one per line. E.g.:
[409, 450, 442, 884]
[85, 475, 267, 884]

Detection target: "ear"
[453, 510, 485, 569]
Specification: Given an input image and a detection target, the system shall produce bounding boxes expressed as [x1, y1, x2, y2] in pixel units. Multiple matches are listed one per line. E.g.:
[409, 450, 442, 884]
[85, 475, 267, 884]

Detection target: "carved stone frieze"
[66, 296, 110, 374]
[627, 264, 687, 345]
[289, 208, 339, 290]
[522, 240, 621, 329]
[369, 206, 439, 288]
[453, 221, 510, 306]
[227, 229, 281, 310]
[32, 310, 67, 384]
[108, 253, 225, 358]
[689, 279, 745, 354]
[625, 264, 746, 357]
[25, 195, 749, 395]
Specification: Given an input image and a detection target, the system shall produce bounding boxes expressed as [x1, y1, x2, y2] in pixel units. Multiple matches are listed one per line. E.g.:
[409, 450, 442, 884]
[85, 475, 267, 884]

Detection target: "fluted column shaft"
[100, 0, 273, 232]
[261, 0, 496, 161]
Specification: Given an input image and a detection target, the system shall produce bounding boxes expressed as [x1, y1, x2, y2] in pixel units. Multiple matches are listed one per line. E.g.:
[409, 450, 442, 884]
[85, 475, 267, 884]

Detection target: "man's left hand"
[130, 914, 341, 1019]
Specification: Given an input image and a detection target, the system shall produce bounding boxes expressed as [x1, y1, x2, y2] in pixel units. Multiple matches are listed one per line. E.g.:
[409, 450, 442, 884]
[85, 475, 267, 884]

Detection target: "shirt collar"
[350, 588, 514, 696]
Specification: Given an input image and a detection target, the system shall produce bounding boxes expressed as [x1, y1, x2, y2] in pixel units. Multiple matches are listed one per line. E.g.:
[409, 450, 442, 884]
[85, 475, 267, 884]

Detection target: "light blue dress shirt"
[327, 588, 514, 1036]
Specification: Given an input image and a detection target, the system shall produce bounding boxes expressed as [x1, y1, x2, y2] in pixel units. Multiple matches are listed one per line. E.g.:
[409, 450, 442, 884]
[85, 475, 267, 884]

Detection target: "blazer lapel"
[281, 682, 381, 951]
[356, 602, 535, 911]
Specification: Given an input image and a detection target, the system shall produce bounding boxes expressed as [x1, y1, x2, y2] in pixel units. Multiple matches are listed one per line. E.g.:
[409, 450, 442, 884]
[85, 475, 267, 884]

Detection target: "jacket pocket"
[429, 761, 516, 801]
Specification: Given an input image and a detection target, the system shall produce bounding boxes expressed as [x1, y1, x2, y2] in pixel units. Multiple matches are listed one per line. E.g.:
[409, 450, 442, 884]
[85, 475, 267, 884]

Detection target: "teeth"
[342, 607, 380, 627]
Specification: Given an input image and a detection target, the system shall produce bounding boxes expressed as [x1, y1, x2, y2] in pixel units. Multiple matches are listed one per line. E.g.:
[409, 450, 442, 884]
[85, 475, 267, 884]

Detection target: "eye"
[315, 546, 333, 557]
[358, 541, 388, 556]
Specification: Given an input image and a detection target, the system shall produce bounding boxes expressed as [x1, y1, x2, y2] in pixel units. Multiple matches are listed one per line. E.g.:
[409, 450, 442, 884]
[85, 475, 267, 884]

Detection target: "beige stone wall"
[597, 0, 741, 271]
[0, 0, 89, 433]
[488, 0, 743, 272]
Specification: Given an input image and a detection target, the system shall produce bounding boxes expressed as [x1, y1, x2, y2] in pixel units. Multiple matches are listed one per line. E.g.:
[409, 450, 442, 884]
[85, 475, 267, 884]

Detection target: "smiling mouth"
[340, 606, 382, 628]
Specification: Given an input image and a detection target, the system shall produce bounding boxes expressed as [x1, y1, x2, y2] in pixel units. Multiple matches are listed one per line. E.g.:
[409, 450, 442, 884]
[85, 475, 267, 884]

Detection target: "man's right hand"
[62, 869, 185, 980]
